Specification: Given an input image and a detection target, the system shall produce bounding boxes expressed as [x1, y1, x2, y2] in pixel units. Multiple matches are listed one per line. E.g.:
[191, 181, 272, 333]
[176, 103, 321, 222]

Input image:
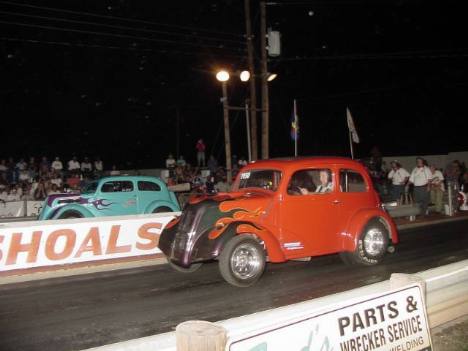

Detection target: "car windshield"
[236, 169, 282, 191]
[81, 181, 98, 194]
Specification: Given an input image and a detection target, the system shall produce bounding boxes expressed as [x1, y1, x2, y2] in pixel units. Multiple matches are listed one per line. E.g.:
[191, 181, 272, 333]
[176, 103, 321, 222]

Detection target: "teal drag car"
[39, 176, 180, 220]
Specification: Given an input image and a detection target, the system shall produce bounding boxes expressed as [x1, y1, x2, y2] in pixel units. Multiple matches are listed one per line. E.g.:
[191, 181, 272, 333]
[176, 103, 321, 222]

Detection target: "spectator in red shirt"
[196, 139, 206, 167]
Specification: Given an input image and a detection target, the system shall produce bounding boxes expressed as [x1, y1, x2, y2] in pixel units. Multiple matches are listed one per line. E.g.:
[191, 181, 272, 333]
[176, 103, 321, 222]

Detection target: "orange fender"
[235, 223, 287, 263]
[341, 208, 398, 252]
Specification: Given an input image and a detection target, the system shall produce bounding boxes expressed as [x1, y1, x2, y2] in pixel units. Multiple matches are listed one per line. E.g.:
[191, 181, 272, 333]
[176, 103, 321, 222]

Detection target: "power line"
[273, 51, 468, 61]
[0, 36, 246, 59]
[0, 9, 245, 45]
[0, 0, 243, 38]
[0, 19, 246, 52]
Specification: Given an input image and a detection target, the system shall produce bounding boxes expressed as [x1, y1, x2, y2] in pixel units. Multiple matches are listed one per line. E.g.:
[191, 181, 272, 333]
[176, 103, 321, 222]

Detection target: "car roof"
[242, 156, 366, 171]
[98, 175, 164, 183]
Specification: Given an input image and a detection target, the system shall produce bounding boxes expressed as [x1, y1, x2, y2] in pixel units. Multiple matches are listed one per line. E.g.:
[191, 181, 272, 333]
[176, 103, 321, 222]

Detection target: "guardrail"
[82, 259, 468, 351]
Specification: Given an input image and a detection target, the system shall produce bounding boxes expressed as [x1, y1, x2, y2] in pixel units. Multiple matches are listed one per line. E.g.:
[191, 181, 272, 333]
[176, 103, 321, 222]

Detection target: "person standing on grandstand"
[68, 156, 81, 175]
[196, 139, 206, 167]
[51, 157, 63, 175]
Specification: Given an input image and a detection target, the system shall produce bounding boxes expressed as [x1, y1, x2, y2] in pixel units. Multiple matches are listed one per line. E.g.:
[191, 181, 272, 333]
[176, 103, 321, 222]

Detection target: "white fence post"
[176, 321, 227, 351]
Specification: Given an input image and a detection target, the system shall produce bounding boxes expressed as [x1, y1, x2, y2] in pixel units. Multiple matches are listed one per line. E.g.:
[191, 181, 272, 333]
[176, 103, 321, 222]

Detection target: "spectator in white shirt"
[68, 156, 81, 175]
[51, 157, 63, 174]
[81, 157, 93, 177]
[429, 165, 445, 213]
[387, 160, 410, 202]
[166, 154, 176, 169]
[409, 157, 432, 216]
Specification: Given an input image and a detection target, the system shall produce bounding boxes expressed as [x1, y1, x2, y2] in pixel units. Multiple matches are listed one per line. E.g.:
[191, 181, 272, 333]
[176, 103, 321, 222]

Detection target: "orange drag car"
[158, 157, 398, 287]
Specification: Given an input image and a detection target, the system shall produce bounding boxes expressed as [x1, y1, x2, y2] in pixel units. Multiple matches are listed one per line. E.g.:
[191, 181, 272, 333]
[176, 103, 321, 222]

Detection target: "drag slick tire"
[167, 259, 202, 273]
[340, 219, 389, 266]
[58, 211, 84, 219]
[219, 235, 266, 287]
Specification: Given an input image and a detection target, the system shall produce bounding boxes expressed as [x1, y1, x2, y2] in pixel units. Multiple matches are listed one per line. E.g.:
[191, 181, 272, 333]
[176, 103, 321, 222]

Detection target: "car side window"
[138, 181, 161, 191]
[101, 181, 134, 193]
[287, 169, 333, 196]
[340, 169, 367, 192]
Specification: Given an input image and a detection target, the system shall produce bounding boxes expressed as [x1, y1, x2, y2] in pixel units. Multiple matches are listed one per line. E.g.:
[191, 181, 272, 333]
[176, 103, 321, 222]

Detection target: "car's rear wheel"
[340, 219, 389, 266]
[153, 206, 172, 213]
[219, 235, 266, 287]
[167, 259, 202, 273]
[58, 211, 84, 219]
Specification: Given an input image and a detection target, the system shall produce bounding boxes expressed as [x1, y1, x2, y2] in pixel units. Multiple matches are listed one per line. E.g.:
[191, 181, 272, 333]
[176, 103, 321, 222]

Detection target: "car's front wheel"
[340, 219, 389, 266]
[219, 235, 266, 287]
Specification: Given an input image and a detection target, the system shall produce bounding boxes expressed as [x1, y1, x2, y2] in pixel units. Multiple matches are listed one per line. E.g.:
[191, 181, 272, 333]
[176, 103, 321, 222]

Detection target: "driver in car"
[315, 170, 333, 193]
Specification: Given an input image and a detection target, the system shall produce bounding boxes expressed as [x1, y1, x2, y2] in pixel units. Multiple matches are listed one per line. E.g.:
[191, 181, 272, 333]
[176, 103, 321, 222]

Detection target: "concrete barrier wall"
[82, 259, 468, 351]
[383, 150, 468, 171]
[0, 213, 179, 273]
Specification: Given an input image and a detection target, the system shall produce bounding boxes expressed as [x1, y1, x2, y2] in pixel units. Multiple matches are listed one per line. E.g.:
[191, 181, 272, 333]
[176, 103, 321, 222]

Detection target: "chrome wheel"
[230, 243, 263, 280]
[363, 228, 386, 257]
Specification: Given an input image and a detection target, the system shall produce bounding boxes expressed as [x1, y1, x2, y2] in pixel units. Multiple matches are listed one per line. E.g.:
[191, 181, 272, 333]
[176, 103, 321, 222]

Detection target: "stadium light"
[216, 70, 230, 82]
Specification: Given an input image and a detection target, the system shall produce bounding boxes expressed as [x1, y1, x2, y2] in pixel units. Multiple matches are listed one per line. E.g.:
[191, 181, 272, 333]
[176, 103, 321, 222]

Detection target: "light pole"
[216, 70, 233, 184]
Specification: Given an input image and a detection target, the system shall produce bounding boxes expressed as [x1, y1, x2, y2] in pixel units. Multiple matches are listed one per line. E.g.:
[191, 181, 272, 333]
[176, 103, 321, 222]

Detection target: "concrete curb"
[2, 215, 467, 286]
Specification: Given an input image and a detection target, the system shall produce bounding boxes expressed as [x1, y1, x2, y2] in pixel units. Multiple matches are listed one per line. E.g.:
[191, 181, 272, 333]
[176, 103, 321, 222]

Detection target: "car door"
[337, 168, 372, 224]
[97, 180, 138, 216]
[137, 180, 163, 213]
[280, 167, 340, 256]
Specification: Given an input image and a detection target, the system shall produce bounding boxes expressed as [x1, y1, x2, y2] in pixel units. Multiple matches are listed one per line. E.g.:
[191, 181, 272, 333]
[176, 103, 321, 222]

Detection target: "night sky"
[1, 0, 467, 169]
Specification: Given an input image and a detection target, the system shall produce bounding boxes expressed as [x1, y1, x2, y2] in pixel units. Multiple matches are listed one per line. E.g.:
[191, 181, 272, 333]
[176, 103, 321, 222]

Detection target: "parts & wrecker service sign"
[229, 285, 432, 351]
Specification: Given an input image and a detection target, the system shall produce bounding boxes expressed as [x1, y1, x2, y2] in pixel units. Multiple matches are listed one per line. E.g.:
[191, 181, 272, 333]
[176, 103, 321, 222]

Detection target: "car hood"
[190, 188, 273, 207]
[187, 189, 275, 224]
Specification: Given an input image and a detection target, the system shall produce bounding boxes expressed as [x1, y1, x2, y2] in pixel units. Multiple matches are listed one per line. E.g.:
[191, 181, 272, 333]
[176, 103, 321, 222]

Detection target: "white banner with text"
[0, 214, 177, 272]
[229, 285, 432, 351]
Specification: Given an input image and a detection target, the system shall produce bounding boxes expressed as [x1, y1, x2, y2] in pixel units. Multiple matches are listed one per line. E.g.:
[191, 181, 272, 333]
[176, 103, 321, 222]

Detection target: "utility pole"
[244, 0, 258, 161]
[260, 1, 269, 159]
[221, 82, 233, 184]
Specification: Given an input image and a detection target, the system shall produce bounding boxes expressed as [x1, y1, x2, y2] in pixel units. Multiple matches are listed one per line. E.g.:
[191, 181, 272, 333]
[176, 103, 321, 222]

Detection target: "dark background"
[1, 0, 467, 169]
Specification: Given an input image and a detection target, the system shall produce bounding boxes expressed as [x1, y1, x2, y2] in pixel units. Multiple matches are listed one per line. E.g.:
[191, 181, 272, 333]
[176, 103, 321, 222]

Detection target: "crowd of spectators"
[365, 156, 468, 216]
[0, 156, 105, 202]
[164, 152, 248, 194]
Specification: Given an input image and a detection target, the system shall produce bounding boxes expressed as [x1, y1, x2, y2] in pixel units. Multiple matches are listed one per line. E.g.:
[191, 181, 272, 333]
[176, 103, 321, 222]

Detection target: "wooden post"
[244, 0, 258, 161]
[260, 1, 269, 160]
[221, 82, 233, 184]
[176, 320, 227, 351]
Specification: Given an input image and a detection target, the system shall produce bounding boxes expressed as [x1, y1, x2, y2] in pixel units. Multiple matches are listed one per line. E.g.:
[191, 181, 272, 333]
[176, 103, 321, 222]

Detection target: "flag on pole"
[291, 100, 299, 141]
[346, 107, 360, 143]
